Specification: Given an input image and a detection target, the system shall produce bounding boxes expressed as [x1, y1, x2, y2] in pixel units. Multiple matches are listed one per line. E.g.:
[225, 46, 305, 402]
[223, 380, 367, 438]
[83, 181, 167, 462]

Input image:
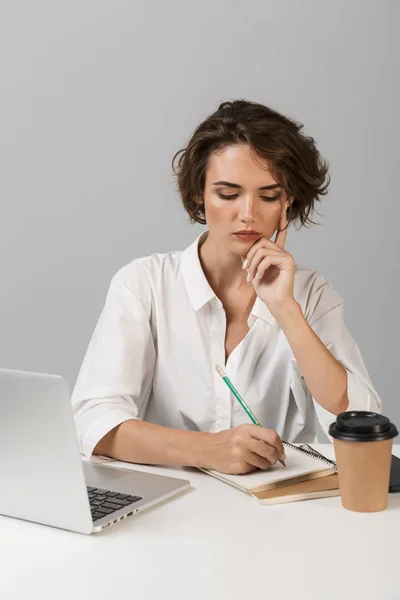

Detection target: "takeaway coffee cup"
[329, 411, 398, 512]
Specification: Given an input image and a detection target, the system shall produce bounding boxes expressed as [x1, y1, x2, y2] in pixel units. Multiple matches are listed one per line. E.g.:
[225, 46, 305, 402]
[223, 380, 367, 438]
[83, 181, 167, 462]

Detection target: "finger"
[274, 205, 288, 249]
[253, 254, 288, 281]
[246, 248, 283, 281]
[244, 450, 272, 471]
[247, 438, 279, 466]
[248, 426, 285, 460]
[242, 237, 280, 270]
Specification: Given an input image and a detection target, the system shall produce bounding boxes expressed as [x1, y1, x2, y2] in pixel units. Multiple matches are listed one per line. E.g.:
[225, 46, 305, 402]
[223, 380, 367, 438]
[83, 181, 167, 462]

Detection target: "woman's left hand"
[242, 204, 296, 312]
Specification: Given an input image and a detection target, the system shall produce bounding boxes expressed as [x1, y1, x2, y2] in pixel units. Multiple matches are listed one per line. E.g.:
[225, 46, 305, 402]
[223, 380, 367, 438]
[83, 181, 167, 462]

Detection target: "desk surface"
[1, 445, 399, 600]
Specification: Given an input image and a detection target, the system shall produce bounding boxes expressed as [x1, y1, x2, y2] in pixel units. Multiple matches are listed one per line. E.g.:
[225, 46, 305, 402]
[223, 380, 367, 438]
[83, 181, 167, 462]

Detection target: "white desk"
[1, 445, 399, 600]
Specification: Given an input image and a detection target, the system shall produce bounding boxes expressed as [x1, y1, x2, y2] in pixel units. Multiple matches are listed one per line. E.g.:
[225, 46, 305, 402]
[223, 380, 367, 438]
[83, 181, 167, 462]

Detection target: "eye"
[261, 195, 280, 202]
[216, 192, 239, 200]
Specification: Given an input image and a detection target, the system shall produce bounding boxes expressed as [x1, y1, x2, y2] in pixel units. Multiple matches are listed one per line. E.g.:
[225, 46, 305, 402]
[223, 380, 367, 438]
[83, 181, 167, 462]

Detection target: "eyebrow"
[212, 180, 283, 190]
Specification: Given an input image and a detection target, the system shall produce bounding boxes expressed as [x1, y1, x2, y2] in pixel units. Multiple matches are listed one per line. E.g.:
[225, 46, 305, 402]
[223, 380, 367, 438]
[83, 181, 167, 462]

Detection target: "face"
[200, 144, 292, 254]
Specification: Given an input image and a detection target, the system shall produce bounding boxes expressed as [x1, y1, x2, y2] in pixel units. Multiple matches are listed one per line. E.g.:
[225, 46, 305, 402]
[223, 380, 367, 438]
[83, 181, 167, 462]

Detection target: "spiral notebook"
[199, 443, 338, 498]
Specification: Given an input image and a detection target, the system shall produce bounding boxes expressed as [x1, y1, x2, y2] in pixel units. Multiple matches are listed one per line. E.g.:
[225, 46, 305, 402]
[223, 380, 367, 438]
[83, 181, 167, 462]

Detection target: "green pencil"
[215, 364, 286, 467]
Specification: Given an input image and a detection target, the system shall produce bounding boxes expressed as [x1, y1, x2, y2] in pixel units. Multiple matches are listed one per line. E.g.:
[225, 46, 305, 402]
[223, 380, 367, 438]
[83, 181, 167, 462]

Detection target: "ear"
[285, 196, 295, 209]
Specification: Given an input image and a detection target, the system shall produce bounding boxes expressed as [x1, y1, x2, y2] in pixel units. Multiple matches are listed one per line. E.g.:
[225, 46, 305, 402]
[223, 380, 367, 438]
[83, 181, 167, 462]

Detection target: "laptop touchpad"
[82, 462, 136, 489]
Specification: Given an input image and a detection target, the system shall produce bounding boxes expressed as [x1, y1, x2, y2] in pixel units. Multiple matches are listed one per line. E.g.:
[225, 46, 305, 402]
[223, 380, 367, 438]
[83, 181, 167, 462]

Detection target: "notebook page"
[203, 444, 333, 492]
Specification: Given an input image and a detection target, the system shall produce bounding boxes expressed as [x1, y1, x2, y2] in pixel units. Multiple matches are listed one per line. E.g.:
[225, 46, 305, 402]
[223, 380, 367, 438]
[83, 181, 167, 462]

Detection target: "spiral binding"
[283, 441, 337, 472]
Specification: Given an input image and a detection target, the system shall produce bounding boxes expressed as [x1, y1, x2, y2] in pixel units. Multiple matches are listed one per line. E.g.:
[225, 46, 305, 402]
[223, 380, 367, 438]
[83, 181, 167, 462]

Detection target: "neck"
[198, 231, 252, 296]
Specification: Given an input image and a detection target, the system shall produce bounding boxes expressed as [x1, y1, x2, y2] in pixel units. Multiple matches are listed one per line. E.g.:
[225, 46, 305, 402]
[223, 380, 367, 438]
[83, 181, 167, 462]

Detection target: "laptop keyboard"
[87, 486, 142, 521]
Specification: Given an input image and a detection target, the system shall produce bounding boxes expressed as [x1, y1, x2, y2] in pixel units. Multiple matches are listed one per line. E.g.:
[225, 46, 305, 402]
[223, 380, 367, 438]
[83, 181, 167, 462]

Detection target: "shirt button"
[230, 360, 236, 368]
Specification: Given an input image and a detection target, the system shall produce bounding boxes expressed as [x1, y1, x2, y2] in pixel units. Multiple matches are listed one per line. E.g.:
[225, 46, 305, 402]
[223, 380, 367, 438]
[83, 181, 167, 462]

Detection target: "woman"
[72, 100, 381, 474]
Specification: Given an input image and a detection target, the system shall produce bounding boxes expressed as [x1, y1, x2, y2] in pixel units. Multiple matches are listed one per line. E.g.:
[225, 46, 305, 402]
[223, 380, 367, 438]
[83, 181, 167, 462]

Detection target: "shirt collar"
[181, 231, 217, 311]
[180, 231, 276, 326]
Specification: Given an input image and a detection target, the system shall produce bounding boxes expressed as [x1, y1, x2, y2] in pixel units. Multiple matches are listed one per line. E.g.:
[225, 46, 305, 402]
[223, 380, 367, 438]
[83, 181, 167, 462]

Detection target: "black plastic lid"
[329, 411, 398, 442]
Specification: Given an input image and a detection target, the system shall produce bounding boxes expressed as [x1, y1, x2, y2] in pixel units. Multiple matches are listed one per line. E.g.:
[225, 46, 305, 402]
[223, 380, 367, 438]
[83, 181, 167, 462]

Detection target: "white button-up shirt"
[72, 232, 381, 458]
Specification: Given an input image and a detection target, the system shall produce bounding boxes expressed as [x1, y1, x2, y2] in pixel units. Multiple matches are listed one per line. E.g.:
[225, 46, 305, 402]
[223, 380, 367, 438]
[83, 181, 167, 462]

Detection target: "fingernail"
[246, 272, 251, 282]
[255, 272, 261, 280]
[242, 259, 248, 269]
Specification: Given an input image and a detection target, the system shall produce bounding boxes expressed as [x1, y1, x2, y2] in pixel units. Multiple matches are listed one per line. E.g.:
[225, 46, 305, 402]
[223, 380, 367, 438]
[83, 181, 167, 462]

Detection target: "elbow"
[343, 370, 382, 415]
[331, 369, 350, 415]
[92, 423, 122, 458]
[335, 390, 350, 415]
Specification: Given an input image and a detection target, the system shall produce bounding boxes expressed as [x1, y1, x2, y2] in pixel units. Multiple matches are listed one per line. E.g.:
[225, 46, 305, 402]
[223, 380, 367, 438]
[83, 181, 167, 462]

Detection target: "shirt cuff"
[80, 410, 139, 458]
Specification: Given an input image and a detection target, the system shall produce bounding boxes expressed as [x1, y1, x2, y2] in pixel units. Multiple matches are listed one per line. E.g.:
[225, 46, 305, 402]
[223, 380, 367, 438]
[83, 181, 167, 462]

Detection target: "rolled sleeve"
[80, 405, 138, 458]
[306, 276, 382, 439]
[71, 271, 156, 457]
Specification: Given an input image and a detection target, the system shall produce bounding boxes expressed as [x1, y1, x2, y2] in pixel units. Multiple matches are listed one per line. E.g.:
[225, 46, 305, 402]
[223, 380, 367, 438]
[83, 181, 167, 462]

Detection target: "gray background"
[1, 1, 399, 427]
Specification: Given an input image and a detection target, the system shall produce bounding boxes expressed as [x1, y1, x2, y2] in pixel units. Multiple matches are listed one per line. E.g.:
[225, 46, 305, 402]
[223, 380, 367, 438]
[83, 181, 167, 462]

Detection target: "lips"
[234, 230, 260, 235]
[233, 230, 262, 241]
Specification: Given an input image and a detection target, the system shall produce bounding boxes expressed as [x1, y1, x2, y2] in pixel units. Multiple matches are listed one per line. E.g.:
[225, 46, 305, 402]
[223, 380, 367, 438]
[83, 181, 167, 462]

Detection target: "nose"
[239, 195, 256, 224]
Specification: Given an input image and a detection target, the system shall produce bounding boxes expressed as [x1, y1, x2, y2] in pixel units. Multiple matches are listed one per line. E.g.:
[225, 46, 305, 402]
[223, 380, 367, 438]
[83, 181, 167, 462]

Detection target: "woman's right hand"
[201, 424, 286, 474]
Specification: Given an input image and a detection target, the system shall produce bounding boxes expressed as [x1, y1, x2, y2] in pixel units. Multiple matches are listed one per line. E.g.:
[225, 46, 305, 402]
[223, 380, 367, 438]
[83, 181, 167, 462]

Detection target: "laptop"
[0, 368, 190, 534]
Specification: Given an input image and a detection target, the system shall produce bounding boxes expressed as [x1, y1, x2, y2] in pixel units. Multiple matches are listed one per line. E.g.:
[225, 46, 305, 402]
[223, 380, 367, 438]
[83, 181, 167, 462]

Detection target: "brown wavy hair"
[172, 100, 330, 229]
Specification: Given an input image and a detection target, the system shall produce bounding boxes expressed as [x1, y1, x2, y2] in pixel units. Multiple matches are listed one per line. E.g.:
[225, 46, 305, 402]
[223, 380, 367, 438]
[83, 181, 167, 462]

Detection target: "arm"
[71, 268, 157, 458]
[273, 300, 348, 415]
[72, 272, 215, 465]
[240, 214, 381, 431]
[93, 419, 209, 466]
[271, 275, 381, 432]
[94, 419, 286, 474]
